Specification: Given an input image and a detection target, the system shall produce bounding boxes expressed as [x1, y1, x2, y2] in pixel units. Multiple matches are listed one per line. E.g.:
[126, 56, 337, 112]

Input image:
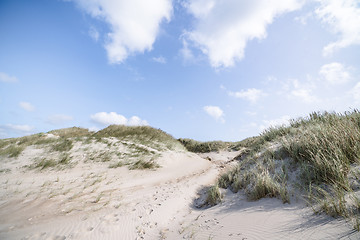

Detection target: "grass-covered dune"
[208, 110, 360, 229]
[1, 111, 360, 229]
[0, 125, 184, 171]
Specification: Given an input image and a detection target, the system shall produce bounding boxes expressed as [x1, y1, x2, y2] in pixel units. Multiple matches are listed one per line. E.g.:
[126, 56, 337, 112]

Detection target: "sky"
[0, 0, 360, 141]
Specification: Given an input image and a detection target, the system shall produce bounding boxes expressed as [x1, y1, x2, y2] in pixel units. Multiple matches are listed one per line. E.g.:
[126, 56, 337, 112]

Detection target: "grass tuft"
[51, 139, 73, 152]
[35, 158, 57, 169]
[129, 159, 159, 170]
[109, 161, 124, 168]
[0, 145, 25, 158]
[48, 127, 90, 138]
[178, 138, 242, 153]
[205, 185, 222, 206]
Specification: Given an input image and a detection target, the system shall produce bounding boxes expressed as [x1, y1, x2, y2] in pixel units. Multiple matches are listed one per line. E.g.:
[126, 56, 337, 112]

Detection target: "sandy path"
[0, 151, 219, 239]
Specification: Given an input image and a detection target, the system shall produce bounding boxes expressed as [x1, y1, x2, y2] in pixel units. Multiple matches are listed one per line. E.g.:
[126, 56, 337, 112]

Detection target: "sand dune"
[0, 132, 359, 239]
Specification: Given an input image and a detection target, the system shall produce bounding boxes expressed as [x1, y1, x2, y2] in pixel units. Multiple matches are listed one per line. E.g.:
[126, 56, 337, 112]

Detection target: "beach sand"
[1, 145, 359, 239]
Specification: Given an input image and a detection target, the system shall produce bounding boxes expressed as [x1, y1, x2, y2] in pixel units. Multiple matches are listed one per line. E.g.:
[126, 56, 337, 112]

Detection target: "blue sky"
[1, 0, 359, 141]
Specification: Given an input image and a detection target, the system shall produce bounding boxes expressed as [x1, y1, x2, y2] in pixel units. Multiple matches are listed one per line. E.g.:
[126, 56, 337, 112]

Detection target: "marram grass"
[212, 110, 360, 230]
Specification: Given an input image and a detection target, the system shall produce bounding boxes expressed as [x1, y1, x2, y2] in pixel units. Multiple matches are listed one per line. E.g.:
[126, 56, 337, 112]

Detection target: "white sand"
[0, 146, 359, 239]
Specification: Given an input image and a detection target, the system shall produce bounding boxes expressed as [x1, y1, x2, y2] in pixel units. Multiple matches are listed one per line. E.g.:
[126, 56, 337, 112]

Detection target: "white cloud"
[183, 0, 303, 68]
[6, 124, 34, 132]
[91, 112, 148, 126]
[294, 11, 313, 25]
[228, 88, 265, 103]
[282, 78, 319, 103]
[180, 39, 196, 63]
[19, 102, 35, 112]
[152, 56, 167, 64]
[260, 115, 291, 131]
[91, 112, 127, 125]
[73, 0, 172, 63]
[319, 62, 351, 84]
[203, 105, 225, 123]
[291, 88, 318, 103]
[128, 116, 149, 126]
[0, 72, 18, 82]
[315, 0, 360, 56]
[47, 114, 74, 125]
[89, 26, 99, 42]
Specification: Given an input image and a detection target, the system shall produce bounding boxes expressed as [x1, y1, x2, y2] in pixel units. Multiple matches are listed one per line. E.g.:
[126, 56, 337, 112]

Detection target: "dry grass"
[129, 159, 160, 170]
[213, 110, 360, 229]
[205, 184, 222, 206]
[51, 139, 73, 152]
[48, 127, 91, 138]
[178, 138, 242, 153]
[94, 125, 184, 151]
[0, 145, 25, 158]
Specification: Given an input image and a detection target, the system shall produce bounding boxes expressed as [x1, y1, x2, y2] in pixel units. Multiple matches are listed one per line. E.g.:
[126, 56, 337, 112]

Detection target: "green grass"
[178, 138, 242, 153]
[282, 111, 360, 187]
[0, 133, 49, 158]
[205, 185, 222, 206]
[109, 161, 124, 168]
[94, 125, 184, 151]
[217, 156, 289, 203]
[212, 110, 360, 228]
[129, 159, 159, 170]
[33, 153, 72, 170]
[0, 145, 25, 158]
[48, 127, 91, 138]
[51, 139, 73, 152]
[35, 158, 57, 169]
